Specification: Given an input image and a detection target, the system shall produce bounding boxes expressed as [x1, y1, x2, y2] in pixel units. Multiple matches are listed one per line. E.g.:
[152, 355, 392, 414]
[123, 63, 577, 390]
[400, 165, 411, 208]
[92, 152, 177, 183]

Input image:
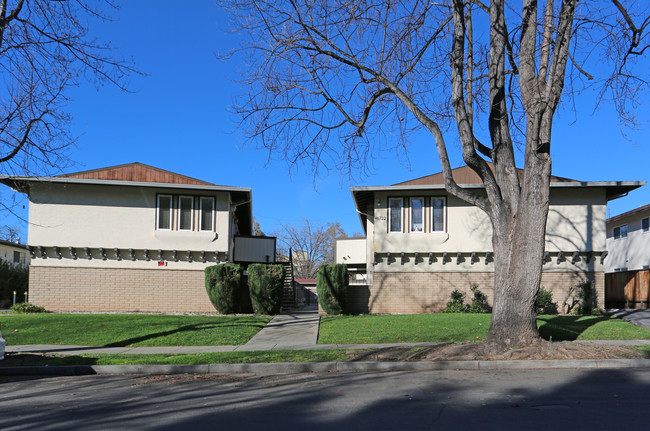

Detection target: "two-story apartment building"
[0, 163, 275, 313]
[605, 204, 650, 308]
[337, 165, 644, 314]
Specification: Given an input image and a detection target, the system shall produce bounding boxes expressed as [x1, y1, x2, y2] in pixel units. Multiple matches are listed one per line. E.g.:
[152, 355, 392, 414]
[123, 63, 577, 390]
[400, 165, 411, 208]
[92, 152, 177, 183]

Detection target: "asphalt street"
[1, 368, 649, 430]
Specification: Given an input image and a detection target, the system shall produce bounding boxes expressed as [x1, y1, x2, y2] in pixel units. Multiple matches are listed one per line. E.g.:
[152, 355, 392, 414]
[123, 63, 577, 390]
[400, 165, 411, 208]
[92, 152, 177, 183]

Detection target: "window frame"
[388, 197, 404, 233]
[156, 194, 173, 231]
[613, 224, 628, 240]
[199, 196, 216, 232]
[431, 196, 447, 232]
[410, 197, 425, 233]
[177, 195, 195, 231]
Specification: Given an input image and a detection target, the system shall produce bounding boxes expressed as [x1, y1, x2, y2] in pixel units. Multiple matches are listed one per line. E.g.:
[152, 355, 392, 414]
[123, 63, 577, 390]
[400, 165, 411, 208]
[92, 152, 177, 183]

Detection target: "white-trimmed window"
[410, 197, 424, 233]
[388, 198, 403, 233]
[613, 224, 628, 239]
[642, 217, 649, 233]
[431, 197, 446, 232]
[178, 196, 194, 231]
[200, 197, 215, 232]
[157, 195, 173, 230]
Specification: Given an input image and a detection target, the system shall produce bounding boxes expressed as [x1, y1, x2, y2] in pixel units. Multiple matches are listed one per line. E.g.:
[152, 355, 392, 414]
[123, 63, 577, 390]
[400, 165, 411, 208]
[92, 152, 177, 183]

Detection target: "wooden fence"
[605, 270, 650, 309]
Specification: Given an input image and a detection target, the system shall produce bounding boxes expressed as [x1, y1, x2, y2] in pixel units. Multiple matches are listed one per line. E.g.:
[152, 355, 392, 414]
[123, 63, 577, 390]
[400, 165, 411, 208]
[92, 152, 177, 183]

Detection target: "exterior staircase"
[281, 248, 296, 311]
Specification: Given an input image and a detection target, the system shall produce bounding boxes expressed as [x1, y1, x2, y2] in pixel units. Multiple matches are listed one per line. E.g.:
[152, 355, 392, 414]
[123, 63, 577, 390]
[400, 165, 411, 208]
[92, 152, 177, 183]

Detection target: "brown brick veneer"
[29, 266, 215, 313]
[348, 271, 604, 314]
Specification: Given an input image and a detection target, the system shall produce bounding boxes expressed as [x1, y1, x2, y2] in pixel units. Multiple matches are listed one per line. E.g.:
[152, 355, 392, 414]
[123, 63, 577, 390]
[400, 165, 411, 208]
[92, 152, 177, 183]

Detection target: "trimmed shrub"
[535, 286, 557, 314]
[0, 260, 28, 308]
[10, 302, 47, 314]
[467, 284, 490, 313]
[443, 289, 469, 313]
[317, 264, 349, 315]
[205, 263, 243, 314]
[248, 263, 285, 315]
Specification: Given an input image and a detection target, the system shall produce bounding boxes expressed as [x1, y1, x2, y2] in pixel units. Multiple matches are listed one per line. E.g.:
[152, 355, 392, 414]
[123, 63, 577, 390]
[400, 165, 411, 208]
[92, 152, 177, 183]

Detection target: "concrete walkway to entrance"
[238, 306, 321, 351]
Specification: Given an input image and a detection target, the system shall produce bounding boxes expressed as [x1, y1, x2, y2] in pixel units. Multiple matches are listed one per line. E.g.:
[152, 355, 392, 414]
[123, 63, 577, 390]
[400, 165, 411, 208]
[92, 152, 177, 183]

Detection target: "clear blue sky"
[2, 0, 649, 242]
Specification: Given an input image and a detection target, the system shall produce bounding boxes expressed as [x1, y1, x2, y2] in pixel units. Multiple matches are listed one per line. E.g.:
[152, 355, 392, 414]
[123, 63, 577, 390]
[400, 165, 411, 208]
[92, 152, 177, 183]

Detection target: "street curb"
[2, 358, 650, 376]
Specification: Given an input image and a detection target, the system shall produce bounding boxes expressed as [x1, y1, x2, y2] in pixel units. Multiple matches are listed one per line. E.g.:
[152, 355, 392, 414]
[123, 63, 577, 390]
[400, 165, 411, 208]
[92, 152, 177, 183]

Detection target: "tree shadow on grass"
[103, 319, 268, 347]
[537, 315, 610, 341]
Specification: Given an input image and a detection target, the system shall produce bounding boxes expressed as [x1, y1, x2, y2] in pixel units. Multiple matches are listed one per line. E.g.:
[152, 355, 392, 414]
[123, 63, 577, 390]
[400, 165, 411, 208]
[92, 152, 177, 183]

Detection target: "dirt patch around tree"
[345, 341, 648, 362]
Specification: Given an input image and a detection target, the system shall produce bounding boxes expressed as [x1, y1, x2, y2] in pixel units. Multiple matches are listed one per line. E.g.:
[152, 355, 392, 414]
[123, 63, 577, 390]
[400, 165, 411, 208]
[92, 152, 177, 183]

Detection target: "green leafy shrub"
[0, 260, 28, 308]
[317, 264, 349, 315]
[10, 302, 47, 314]
[443, 289, 469, 313]
[535, 287, 557, 314]
[576, 281, 594, 315]
[467, 285, 490, 313]
[247, 263, 285, 315]
[205, 264, 243, 314]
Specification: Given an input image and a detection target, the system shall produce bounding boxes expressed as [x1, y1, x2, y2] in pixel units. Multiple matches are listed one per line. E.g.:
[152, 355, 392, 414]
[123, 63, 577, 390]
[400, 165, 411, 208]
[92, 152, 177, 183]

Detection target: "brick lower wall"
[29, 266, 216, 313]
[349, 271, 604, 314]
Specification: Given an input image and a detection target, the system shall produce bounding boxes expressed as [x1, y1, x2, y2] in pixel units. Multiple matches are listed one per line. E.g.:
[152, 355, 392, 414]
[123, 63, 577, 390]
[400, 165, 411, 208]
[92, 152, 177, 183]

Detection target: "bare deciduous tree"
[223, 0, 649, 350]
[276, 220, 346, 278]
[0, 0, 138, 178]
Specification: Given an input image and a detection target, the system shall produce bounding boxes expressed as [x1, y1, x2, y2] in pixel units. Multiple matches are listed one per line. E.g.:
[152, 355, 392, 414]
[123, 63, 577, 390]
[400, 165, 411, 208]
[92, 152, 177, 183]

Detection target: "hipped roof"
[0, 162, 253, 235]
[351, 164, 645, 233]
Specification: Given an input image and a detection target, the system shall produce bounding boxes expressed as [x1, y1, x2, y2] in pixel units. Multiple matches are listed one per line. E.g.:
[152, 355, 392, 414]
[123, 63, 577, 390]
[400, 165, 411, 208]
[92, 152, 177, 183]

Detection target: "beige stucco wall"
[369, 186, 607, 257]
[27, 182, 232, 254]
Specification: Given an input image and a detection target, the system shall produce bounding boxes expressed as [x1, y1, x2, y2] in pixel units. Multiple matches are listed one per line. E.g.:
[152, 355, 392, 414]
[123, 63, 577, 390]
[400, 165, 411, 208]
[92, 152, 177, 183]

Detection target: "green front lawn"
[318, 314, 650, 344]
[0, 314, 270, 347]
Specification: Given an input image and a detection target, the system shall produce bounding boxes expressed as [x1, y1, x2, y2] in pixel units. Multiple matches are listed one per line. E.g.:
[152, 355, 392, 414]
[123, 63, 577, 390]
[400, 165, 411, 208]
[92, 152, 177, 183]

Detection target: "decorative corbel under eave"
[99, 247, 107, 260]
[600, 251, 608, 264]
[28, 246, 36, 259]
[38, 245, 46, 258]
[53, 246, 61, 259]
[84, 247, 92, 260]
[114, 248, 121, 261]
[442, 251, 448, 265]
[485, 251, 492, 265]
[456, 252, 462, 265]
[571, 252, 580, 264]
[143, 249, 150, 261]
[201, 250, 207, 263]
[129, 248, 136, 261]
[69, 246, 77, 260]
[158, 249, 164, 261]
[172, 250, 178, 262]
[542, 251, 549, 264]
[557, 251, 564, 264]
[187, 250, 193, 262]
[400, 252, 406, 265]
[414, 252, 419, 264]
[470, 252, 478, 264]
[428, 252, 435, 264]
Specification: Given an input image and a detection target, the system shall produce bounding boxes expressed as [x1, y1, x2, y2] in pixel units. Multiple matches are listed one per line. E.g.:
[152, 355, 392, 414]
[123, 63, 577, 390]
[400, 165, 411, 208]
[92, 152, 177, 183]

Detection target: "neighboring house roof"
[0, 239, 28, 250]
[351, 164, 645, 232]
[0, 162, 254, 235]
[606, 203, 650, 226]
[294, 278, 317, 285]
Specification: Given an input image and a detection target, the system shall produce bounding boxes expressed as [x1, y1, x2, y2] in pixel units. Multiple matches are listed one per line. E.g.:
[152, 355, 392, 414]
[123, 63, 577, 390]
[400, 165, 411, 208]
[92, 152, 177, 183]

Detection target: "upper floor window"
[157, 195, 172, 230]
[613, 224, 628, 239]
[643, 217, 649, 233]
[389, 198, 403, 233]
[410, 198, 424, 233]
[200, 197, 215, 231]
[157, 194, 215, 232]
[431, 197, 446, 232]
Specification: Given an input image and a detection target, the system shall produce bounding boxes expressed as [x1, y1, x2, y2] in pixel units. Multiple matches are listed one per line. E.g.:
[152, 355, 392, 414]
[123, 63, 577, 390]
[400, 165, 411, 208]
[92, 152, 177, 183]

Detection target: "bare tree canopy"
[224, 0, 649, 350]
[276, 220, 346, 278]
[0, 0, 138, 178]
